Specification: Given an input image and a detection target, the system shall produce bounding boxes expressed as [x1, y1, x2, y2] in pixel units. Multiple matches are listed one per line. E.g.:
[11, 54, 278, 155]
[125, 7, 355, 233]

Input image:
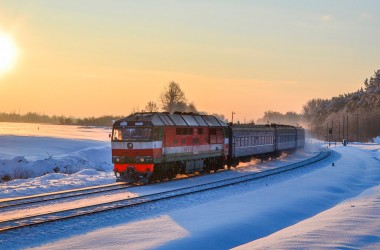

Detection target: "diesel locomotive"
[111, 112, 305, 183]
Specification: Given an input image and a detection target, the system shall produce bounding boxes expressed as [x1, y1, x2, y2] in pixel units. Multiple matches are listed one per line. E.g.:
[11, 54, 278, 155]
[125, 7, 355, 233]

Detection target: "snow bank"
[374, 136, 380, 144]
[0, 144, 112, 182]
[0, 167, 115, 198]
[0, 123, 113, 185]
[237, 184, 380, 249]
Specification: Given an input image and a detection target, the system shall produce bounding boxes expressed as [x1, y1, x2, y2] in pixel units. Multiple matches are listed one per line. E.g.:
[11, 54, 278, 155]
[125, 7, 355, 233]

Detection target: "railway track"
[0, 149, 331, 232]
[0, 182, 129, 209]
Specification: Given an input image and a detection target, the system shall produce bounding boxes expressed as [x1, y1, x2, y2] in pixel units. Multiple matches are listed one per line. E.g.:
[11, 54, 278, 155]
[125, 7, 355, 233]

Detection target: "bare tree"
[144, 101, 159, 112]
[130, 106, 141, 115]
[160, 81, 186, 112]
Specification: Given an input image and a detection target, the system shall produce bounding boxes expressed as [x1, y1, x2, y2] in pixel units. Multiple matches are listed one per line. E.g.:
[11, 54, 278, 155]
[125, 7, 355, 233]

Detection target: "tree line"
[0, 112, 123, 127]
[1, 70, 379, 141]
[259, 70, 380, 141]
[304, 70, 380, 142]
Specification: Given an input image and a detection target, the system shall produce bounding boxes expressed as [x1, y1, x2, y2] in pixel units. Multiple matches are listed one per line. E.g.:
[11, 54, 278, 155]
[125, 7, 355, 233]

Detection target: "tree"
[160, 81, 186, 112]
[302, 98, 330, 122]
[144, 101, 159, 112]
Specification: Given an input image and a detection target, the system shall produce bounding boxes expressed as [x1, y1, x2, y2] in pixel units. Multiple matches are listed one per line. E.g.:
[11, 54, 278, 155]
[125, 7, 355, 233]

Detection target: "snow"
[0, 123, 114, 193]
[237, 185, 380, 249]
[0, 122, 379, 249]
[374, 136, 380, 144]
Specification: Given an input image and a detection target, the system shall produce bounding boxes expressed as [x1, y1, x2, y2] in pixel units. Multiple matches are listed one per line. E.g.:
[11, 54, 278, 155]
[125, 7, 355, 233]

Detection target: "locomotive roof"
[113, 112, 227, 127]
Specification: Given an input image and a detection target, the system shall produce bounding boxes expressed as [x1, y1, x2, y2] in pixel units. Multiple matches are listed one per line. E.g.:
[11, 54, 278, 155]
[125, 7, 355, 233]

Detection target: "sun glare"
[0, 32, 18, 75]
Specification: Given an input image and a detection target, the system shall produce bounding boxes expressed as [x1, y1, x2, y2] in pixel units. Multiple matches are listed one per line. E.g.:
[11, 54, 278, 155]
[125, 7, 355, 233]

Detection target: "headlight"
[135, 156, 152, 162]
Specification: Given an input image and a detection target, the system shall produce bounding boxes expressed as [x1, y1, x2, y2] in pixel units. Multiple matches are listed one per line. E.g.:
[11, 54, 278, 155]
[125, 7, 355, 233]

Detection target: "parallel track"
[0, 183, 129, 209]
[0, 149, 331, 232]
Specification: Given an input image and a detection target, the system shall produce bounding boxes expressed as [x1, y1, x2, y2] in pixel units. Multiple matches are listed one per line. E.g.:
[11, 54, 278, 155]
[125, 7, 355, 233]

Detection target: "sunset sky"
[0, 0, 379, 122]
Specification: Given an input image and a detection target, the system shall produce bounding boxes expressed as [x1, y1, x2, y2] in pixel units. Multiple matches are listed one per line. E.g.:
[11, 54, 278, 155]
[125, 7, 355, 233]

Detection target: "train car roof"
[113, 112, 227, 127]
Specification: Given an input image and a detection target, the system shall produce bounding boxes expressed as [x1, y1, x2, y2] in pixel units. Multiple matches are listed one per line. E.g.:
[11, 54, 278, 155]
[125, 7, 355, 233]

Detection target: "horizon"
[0, 1, 379, 122]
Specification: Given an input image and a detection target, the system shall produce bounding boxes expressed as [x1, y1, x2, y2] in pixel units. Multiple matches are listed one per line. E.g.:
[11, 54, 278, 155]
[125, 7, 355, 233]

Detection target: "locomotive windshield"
[112, 127, 152, 141]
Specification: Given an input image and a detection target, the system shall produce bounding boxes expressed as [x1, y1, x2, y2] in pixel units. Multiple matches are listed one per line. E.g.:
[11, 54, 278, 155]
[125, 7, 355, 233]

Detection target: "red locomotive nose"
[114, 163, 154, 173]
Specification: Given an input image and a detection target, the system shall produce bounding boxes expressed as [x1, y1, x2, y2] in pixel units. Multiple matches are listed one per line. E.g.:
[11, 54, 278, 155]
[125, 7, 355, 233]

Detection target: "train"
[111, 112, 305, 183]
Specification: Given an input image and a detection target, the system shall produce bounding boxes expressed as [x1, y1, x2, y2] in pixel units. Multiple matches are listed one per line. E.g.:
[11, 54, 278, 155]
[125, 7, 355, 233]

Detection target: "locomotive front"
[111, 116, 162, 183]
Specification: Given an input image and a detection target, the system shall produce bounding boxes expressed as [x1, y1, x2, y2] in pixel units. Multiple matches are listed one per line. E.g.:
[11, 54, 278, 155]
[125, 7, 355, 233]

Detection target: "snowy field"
[0, 122, 379, 249]
[0, 122, 114, 194]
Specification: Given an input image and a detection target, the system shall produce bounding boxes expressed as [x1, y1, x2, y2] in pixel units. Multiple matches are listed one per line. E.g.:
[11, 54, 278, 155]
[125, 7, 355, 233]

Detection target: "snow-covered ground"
[0, 122, 113, 190]
[0, 122, 379, 249]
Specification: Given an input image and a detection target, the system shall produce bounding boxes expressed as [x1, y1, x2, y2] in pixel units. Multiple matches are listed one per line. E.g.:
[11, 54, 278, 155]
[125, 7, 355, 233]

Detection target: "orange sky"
[0, 1, 379, 122]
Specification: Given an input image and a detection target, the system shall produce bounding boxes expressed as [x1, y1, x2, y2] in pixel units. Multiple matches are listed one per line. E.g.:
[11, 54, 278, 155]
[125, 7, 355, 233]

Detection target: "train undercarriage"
[115, 156, 226, 184]
[115, 150, 288, 184]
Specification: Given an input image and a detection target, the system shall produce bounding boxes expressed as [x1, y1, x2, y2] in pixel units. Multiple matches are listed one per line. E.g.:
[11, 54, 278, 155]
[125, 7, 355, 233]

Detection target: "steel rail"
[0, 183, 129, 209]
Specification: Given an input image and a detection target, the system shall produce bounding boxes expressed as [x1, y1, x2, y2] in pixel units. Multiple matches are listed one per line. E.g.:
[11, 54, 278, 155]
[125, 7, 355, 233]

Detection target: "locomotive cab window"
[112, 127, 152, 141]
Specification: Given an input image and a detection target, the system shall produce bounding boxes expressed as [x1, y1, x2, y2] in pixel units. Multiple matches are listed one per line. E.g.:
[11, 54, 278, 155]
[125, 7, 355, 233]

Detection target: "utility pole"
[346, 115, 349, 141]
[338, 121, 341, 141]
[231, 112, 235, 124]
[342, 116, 345, 139]
[317, 124, 319, 141]
[326, 122, 328, 142]
[356, 114, 359, 142]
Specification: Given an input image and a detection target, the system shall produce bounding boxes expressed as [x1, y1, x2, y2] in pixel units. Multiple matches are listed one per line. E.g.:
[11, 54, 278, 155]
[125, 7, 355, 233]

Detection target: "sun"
[0, 32, 18, 75]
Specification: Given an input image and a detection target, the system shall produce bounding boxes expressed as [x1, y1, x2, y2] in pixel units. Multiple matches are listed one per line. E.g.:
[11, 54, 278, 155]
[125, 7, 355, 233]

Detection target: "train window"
[153, 128, 160, 141]
[112, 128, 122, 141]
[113, 127, 152, 141]
[209, 128, 216, 135]
[198, 128, 203, 135]
[183, 128, 192, 135]
[223, 127, 229, 137]
[176, 128, 182, 135]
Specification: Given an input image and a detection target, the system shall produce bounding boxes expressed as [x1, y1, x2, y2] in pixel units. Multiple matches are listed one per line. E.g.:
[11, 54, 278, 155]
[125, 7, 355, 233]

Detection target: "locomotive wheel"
[148, 173, 156, 183]
[158, 173, 164, 182]
[204, 165, 210, 174]
[167, 168, 175, 180]
[214, 163, 219, 172]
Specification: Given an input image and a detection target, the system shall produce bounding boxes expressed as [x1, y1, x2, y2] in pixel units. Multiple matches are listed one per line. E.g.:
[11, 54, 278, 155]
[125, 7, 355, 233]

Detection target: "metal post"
[326, 123, 328, 142]
[342, 116, 345, 140]
[317, 124, 319, 141]
[338, 122, 341, 141]
[356, 114, 359, 142]
[346, 115, 349, 141]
